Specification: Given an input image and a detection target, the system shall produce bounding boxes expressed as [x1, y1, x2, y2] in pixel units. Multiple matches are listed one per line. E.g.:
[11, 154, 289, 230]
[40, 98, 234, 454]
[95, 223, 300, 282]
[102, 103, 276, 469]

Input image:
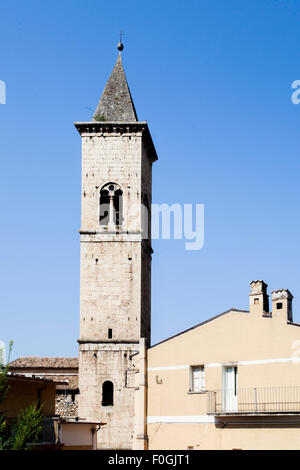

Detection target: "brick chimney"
[271, 289, 293, 322]
[249, 280, 269, 316]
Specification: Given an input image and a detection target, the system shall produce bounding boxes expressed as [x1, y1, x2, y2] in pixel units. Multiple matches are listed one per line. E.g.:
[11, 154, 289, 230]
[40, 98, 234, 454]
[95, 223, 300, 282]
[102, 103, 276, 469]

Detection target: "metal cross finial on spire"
[118, 32, 124, 52]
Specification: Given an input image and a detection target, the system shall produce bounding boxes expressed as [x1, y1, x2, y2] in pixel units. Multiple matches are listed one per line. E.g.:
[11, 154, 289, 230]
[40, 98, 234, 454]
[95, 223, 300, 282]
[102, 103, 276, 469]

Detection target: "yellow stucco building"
[140, 280, 300, 450]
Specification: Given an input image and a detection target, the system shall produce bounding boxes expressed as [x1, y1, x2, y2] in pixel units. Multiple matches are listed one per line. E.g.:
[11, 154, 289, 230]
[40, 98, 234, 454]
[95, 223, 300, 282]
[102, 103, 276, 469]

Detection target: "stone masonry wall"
[79, 343, 138, 449]
[55, 394, 78, 419]
[78, 128, 153, 449]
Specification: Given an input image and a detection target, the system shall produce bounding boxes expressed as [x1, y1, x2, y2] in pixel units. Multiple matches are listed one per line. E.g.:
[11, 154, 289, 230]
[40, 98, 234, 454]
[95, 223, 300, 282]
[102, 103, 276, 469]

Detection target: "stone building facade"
[75, 51, 157, 449]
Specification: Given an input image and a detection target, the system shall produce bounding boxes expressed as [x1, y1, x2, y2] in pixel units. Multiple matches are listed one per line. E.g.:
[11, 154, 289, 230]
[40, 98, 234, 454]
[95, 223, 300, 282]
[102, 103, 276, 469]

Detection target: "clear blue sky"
[1, 0, 300, 360]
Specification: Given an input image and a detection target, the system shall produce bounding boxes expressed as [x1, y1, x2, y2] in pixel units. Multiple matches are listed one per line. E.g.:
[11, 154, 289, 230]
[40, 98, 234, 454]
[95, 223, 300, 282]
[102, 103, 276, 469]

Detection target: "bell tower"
[75, 43, 157, 449]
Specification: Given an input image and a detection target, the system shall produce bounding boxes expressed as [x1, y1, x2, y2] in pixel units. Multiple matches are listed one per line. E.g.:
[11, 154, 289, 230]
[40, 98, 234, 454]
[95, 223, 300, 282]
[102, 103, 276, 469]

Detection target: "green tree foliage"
[10, 402, 42, 450]
[0, 414, 11, 450]
[0, 341, 43, 450]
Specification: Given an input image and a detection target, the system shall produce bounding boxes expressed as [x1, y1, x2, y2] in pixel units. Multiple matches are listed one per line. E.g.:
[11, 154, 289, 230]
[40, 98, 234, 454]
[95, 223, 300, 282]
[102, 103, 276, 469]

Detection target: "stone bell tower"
[75, 43, 157, 449]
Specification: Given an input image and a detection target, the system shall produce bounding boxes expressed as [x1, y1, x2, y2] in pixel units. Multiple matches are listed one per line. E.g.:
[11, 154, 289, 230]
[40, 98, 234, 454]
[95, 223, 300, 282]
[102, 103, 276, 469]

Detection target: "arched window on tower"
[102, 381, 114, 406]
[99, 183, 123, 227]
[99, 189, 109, 225]
[113, 189, 123, 226]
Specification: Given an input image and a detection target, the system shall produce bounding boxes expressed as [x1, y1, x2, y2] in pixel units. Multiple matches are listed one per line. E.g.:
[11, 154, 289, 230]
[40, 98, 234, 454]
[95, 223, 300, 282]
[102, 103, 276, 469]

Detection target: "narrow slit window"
[108, 328, 112, 339]
[102, 381, 114, 406]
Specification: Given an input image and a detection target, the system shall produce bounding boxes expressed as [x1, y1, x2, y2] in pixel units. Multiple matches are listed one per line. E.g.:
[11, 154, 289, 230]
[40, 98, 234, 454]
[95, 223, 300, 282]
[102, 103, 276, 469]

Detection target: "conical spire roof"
[93, 53, 138, 122]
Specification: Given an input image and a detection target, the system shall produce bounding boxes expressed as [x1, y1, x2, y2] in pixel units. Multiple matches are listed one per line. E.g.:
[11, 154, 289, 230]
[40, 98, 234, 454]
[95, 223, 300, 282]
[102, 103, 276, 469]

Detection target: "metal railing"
[207, 387, 300, 414]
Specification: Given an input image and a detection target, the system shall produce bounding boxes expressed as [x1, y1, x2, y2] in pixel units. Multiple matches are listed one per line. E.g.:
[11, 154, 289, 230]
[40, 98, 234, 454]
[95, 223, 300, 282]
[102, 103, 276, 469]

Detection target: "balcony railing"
[207, 387, 300, 414]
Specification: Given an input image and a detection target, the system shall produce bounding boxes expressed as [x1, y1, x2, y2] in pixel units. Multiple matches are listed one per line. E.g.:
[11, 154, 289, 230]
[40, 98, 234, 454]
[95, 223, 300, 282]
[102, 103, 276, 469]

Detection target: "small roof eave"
[7, 373, 69, 385]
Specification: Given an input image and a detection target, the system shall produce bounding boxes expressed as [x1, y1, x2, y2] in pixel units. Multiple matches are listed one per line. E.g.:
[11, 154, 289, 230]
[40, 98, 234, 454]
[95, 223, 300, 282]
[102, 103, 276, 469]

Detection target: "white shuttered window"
[190, 365, 205, 392]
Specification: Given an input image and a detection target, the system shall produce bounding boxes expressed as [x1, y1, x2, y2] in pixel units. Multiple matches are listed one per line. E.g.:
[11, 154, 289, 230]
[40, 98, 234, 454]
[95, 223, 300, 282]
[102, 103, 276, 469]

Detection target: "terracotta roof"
[9, 357, 78, 369]
[43, 374, 78, 390]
